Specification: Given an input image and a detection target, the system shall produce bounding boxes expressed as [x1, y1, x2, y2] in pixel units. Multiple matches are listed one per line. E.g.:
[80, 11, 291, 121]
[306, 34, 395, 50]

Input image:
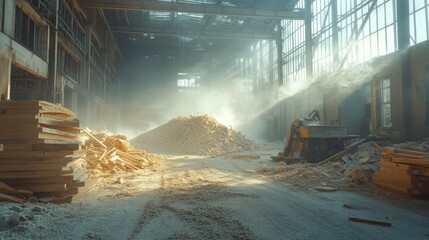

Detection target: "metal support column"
[252, 43, 258, 93]
[331, 0, 339, 64]
[305, 0, 313, 80]
[276, 21, 283, 86]
[268, 40, 274, 87]
[397, 0, 412, 140]
[0, 56, 11, 100]
[47, 0, 59, 103]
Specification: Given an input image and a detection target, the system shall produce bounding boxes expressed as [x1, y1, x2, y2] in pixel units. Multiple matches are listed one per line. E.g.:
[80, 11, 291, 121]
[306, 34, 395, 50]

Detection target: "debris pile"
[132, 115, 260, 156]
[84, 129, 163, 178]
[258, 161, 345, 189]
[0, 203, 47, 231]
[344, 142, 383, 184]
[258, 142, 383, 190]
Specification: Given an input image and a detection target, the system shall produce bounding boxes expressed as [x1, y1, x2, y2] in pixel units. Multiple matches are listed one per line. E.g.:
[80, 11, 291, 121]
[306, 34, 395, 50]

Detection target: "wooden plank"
[0, 151, 45, 158]
[0, 132, 40, 140]
[0, 150, 76, 159]
[386, 152, 429, 159]
[0, 143, 33, 151]
[0, 101, 42, 109]
[38, 124, 80, 134]
[377, 166, 410, 176]
[0, 123, 39, 133]
[373, 181, 410, 194]
[0, 193, 24, 203]
[371, 141, 383, 150]
[0, 181, 33, 197]
[391, 158, 429, 167]
[0, 163, 66, 172]
[0, 101, 74, 116]
[0, 156, 74, 164]
[0, 170, 72, 179]
[380, 160, 412, 171]
[0, 118, 39, 125]
[67, 181, 85, 188]
[82, 128, 106, 148]
[372, 172, 412, 188]
[61, 178, 101, 197]
[44, 150, 77, 157]
[393, 148, 428, 156]
[40, 128, 79, 138]
[38, 118, 79, 128]
[38, 132, 78, 141]
[0, 113, 38, 120]
[0, 118, 79, 128]
[14, 183, 66, 193]
[349, 217, 391, 227]
[32, 143, 80, 152]
[2, 175, 74, 185]
[0, 181, 17, 193]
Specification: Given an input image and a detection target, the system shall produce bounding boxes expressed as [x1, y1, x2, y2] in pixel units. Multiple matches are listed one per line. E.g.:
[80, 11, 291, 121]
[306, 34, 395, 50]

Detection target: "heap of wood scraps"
[132, 115, 260, 156]
[373, 147, 429, 196]
[0, 101, 90, 202]
[83, 130, 162, 178]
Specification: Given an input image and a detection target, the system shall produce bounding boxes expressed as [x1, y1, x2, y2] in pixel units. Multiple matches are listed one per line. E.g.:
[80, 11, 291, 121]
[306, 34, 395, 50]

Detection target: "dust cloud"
[118, 50, 397, 140]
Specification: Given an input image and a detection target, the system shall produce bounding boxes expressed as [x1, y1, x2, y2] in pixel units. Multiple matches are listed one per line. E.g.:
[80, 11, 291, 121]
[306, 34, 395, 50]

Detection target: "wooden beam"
[111, 25, 275, 40]
[80, 0, 306, 20]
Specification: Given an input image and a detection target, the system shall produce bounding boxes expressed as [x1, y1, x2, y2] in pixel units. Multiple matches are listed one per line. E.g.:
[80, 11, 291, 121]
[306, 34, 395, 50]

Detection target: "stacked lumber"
[132, 115, 259, 156]
[0, 101, 89, 201]
[372, 147, 429, 196]
[83, 130, 162, 178]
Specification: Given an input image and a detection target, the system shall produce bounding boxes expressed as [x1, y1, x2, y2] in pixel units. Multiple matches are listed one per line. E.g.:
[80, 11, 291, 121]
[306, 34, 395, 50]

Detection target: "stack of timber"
[83, 130, 162, 178]
[0, 101, 91, 202]
[372, 147, 429, 196]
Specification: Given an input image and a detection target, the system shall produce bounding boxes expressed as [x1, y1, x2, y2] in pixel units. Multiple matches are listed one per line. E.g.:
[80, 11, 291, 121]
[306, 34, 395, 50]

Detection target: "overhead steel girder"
[80, 0, 305, 20]
[111, 25, 275, 40]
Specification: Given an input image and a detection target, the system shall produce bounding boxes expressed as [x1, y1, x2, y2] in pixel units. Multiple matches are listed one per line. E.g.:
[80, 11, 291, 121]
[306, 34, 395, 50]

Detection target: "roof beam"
[80, 0, 305, 20]
[111, 25, 275, 40]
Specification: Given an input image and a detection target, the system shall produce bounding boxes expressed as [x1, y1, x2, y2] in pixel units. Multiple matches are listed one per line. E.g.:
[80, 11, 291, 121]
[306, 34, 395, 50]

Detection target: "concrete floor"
[1, 152, 428, 240]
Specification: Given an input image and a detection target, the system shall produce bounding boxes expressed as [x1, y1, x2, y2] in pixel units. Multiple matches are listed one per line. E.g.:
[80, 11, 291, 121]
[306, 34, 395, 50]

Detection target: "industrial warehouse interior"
[0, 0, 429, 239]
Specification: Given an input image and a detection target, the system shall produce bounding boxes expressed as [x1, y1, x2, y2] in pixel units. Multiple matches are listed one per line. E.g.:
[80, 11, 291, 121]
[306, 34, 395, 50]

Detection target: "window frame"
[376, 78, 392, 128]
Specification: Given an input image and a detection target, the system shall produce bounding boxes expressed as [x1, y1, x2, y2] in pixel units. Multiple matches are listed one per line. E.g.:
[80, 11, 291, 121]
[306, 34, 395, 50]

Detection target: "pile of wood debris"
[132, 115, 259, 156]
[83, 129, 163, 178]
[258, 142, 383, 190]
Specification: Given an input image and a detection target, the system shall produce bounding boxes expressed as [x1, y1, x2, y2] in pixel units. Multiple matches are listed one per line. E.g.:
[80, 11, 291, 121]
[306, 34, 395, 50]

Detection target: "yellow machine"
[272, 110, 351, 163]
